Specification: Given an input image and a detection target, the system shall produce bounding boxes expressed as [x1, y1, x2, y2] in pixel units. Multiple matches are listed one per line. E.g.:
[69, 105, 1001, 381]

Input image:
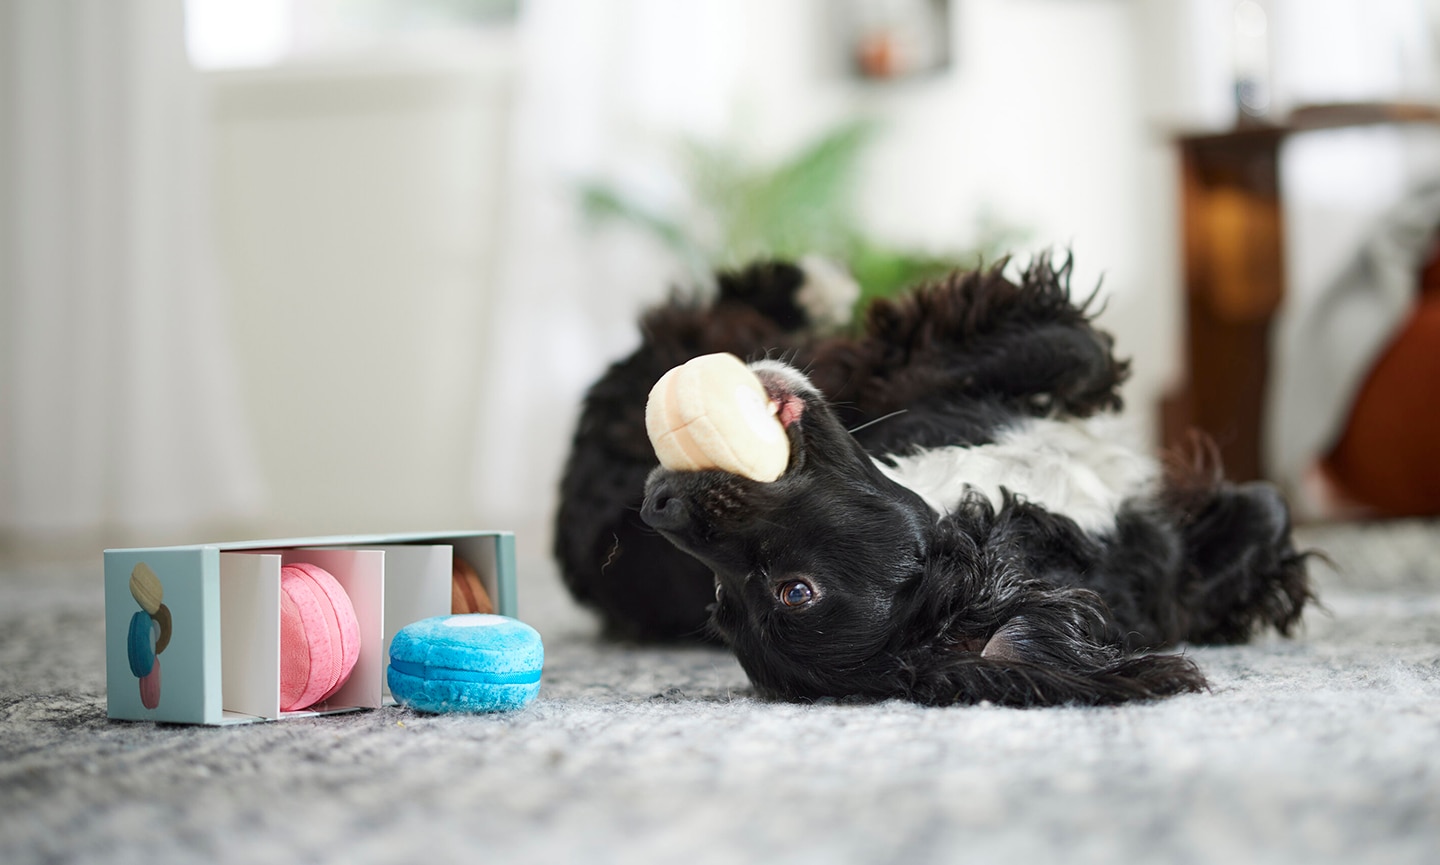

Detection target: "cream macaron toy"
[645, 353, 790, 482]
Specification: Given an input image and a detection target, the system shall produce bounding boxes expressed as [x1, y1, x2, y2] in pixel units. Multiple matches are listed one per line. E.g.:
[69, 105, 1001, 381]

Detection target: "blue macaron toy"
[387, 614, 543, 713]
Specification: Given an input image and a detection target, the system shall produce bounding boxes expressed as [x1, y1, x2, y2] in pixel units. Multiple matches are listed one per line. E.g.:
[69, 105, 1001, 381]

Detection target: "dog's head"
[640, 360, 937, 700]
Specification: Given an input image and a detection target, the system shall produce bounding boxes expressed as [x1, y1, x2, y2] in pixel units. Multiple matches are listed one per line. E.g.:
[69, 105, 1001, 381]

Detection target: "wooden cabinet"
[1163, 103, 1440, 481]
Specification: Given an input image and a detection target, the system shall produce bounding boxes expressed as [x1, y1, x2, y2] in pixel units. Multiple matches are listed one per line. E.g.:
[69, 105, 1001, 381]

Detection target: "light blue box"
[104, 531, 517, 725]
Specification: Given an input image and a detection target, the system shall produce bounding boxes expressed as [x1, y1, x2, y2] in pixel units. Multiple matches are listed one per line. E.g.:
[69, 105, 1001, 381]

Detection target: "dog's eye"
[778, 580, 815, 608]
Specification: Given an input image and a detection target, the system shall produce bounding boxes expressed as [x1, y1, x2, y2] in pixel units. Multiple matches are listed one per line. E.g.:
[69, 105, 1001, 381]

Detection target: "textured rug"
[3, 519, 1440, 864]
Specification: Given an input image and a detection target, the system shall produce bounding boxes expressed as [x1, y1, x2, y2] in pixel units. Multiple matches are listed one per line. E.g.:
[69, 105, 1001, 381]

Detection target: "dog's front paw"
[796, 255, 860, 330]
[715, 258, 858, 332]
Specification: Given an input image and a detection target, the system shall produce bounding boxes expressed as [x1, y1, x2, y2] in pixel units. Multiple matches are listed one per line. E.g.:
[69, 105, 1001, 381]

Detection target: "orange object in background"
[1322, 239, 1440, 517]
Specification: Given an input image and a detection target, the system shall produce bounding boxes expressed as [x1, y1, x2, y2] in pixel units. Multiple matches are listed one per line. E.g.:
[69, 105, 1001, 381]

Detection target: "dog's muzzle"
[640, 476, 691, 534]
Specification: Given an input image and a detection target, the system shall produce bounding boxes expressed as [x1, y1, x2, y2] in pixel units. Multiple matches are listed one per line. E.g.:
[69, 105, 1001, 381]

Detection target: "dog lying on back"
[556, 255, 1312, 706]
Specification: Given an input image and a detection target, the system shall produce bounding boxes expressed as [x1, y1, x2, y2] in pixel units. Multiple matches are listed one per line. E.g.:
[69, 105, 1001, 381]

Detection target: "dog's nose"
[641, 480, 691, 533]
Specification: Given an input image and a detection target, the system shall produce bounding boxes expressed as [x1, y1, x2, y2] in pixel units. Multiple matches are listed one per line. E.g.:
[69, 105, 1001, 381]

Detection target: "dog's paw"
[796, 255, 861, 330]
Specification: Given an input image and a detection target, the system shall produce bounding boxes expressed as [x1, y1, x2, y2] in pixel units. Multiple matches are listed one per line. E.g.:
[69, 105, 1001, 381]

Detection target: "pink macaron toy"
[279, 563, 361, 712]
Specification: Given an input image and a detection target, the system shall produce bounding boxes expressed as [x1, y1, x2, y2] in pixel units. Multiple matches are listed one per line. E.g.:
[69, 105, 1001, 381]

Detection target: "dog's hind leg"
[1166, 478, 1314, 644]
[815, 253, 1130, 426]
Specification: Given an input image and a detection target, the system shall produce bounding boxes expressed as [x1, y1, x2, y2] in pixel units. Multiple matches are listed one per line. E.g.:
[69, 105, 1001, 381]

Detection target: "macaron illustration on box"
[126, 562, 171, 709]
[104, 548, 214, 723]
[104, 531, 524, 725]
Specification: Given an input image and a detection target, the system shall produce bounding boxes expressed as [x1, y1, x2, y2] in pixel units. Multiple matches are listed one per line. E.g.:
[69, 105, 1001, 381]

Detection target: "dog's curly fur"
[555, 255, 1313, 706]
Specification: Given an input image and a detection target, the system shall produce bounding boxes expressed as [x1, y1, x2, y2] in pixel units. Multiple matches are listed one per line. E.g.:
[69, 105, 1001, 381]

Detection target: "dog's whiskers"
[847, 409, 909, 436]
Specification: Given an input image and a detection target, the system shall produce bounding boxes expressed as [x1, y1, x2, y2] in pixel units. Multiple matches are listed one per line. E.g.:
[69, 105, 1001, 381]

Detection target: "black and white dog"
[556, 255, 1312, 707]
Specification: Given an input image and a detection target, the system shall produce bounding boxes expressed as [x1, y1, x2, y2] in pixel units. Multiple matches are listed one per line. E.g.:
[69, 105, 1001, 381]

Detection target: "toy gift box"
[104, 531, 516, 725]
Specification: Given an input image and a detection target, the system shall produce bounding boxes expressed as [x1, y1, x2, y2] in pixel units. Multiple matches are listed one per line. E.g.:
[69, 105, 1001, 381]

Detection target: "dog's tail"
[1160, 438, 1316, 644]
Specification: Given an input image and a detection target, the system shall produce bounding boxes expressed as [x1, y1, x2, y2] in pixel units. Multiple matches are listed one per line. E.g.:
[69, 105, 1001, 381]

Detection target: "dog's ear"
[895, 588, 1209, 706]
[977, 617, 1028, 662]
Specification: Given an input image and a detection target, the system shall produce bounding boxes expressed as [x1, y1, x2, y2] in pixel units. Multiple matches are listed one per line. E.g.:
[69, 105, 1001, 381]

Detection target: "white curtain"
[0, 0, 261, 544]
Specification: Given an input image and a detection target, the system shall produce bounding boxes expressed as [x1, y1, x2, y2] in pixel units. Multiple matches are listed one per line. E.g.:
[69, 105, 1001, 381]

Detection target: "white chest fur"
[874, 415, 1158, 534]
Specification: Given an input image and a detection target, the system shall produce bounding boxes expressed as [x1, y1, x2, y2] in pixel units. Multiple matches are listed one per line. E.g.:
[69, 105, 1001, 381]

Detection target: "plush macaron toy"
[279, 563, 361, 712]
[645, 352, 790, 482]
[387, 614, 543, 713]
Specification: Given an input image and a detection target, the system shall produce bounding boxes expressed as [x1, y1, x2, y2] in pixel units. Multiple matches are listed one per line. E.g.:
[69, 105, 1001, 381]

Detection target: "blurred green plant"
[579, 118, 1027, 314]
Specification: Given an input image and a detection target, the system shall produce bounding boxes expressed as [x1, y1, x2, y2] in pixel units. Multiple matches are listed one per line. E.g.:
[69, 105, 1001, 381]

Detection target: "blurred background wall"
[4, 0, 1440, 591]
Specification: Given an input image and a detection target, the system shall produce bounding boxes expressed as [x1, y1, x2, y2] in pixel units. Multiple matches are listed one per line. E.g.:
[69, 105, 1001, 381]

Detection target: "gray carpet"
[4, 519, 1440, 864]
